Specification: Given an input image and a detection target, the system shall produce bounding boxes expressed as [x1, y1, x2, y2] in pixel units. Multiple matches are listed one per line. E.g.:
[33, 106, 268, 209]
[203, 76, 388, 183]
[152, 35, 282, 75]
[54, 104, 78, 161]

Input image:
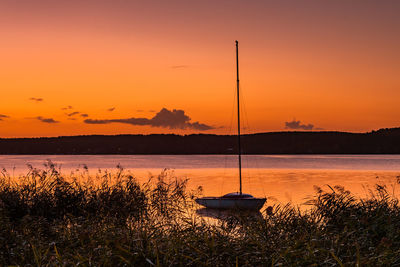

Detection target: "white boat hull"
[195, 197, 266, 210]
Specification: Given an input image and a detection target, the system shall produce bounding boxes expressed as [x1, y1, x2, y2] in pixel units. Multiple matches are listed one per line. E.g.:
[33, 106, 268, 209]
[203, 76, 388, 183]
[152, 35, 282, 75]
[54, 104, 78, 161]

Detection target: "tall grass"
[1, 162, 400, 266]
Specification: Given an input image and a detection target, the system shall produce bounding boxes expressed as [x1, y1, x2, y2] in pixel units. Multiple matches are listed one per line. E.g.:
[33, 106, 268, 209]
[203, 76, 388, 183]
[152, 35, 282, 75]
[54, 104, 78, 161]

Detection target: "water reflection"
[195, 207, 264, 224]
[196, 207, 263, 221]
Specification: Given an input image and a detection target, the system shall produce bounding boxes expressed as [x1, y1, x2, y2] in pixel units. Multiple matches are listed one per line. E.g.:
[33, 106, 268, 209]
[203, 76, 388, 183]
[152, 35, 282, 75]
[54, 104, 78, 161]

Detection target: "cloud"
[62, 105, 73, 110]
[29, 97, 43, 102]
[136, 109, 144, 112]
[149, 110, 156, 113]
[285, 119, 315, 130]
[36, 116, 59, 123]
[107, 107, 115, 112]
[67, 111, 80, 117]
[171, 65, 189, 69]
[0, 114, 10, 121]
[80, 113, 89, 118]
[84, 108, 214, 130]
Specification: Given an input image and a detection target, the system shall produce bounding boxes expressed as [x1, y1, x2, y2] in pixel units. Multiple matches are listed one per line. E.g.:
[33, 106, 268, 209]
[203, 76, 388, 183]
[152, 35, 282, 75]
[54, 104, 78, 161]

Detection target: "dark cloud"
[29, 97, 43, 102]
[285, 120, 315, 130]
[136, 109, 144, 112]
[62, 105, 73, 110]
[80, 113, 89, 118]
[149, 110, 156, 113]
[0, 114, 10, 121]
[84, 108, 214, 131]
[67, 111, 80, 117]
[171, 65, 189, 69]
[37, 116, 59, 123]
[108, 107, 115, 112]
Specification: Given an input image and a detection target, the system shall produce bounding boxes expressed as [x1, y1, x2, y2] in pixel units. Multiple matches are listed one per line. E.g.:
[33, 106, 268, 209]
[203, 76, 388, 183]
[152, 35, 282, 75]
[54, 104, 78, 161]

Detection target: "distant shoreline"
[1, 127, 400, 155]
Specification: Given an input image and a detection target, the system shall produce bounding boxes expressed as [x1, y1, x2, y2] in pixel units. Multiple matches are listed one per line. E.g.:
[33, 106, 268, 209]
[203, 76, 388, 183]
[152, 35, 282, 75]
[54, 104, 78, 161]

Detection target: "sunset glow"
[1, 0, 399, 137]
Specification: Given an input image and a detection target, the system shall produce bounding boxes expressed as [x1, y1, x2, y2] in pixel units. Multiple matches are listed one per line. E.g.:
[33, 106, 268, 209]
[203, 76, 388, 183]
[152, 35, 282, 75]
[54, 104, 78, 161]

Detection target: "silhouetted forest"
[1, 127, 400, 154]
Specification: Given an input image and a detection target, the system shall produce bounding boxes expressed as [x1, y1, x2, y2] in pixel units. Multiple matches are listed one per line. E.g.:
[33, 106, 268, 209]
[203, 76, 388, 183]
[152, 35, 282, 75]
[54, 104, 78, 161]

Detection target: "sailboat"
[195, 41, 267, 211]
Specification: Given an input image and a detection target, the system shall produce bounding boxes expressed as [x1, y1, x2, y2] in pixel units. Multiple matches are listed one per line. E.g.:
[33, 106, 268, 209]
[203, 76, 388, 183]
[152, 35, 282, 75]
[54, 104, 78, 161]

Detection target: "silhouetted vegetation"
[1, 127, 400, 154]
[1, 163, 400, 265]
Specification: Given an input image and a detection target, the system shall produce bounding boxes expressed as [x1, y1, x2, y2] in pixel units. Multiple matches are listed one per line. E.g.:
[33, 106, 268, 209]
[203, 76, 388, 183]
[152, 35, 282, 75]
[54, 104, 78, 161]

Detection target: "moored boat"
[195, 41, 266, 211]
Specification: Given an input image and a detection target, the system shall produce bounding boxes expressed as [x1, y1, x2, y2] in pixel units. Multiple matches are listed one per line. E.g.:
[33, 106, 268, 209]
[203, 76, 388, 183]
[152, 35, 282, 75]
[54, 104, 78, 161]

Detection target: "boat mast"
[235, 40, 242, 195]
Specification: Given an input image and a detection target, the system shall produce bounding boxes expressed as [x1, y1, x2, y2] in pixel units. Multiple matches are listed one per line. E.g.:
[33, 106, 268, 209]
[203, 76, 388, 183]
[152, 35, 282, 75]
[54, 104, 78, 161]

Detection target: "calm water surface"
[1, 155, 399, 206]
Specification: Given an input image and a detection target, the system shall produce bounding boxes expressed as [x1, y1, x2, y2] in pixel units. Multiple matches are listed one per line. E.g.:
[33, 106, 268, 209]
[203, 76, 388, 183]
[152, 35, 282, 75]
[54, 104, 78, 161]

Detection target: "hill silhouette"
[1, 128, 400, 154]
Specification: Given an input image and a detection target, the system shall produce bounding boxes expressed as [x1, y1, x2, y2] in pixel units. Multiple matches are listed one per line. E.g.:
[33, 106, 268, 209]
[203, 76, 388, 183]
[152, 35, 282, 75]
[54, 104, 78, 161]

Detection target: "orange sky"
[1, 0, 399, 137]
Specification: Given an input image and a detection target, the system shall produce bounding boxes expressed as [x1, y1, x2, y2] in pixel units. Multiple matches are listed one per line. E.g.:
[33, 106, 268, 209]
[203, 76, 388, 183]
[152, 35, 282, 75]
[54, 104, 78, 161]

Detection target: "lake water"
[1, 155, 400, 206]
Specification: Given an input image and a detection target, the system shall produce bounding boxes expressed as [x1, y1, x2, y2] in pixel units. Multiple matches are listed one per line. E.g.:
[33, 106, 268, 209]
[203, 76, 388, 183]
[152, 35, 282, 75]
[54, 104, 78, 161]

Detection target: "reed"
[0, 163, 400, 266]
